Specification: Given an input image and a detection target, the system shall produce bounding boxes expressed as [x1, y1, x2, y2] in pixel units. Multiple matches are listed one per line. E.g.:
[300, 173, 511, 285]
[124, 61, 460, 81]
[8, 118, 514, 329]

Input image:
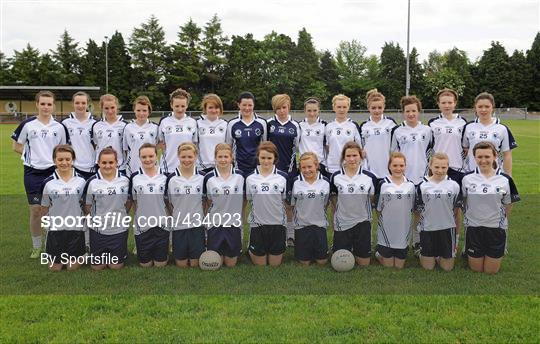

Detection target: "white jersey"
[377, 176, 416, 249]
[41, 169, 86, 231]
[325, 118, 362, 173]
[462, 118, 517, 172]
[129, 168, 168, 235]
[91, 117, 128, 168]
[11, 116, 67, 169]
[84, 170, 130, 235]
[246, 166, 288, 227]
[428, 114, 466, 171]
[196, 116, 227, 169]
[166, 167, 205, 230]
[62, 113, 96, 172]
[298, 118, 327, 165]
[290, 172, 330, 229]
[330, 167, 377, 231]
[359, 115, 397, 178]
[415, 176, 460, 232]
[158, 113, 198, 173]
[390, 122, 433, 184]
[461, 168, 520, 229]
[203, 167, 245, 229]
[122, 120, 159, 176]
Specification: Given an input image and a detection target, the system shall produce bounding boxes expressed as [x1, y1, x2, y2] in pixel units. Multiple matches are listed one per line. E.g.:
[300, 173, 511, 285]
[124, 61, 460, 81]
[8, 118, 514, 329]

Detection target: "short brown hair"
[170, 88, 191, 105]
[99, 94, 119, 109]
[35, 90, 55, 103]
[436, 88, 458, 102]
[388, 151, 407, 173]
[473, 141, 498, 169]
[303, 97, 320, 110]
[53, 144, 76, 161]
[340, 141, 363, 164]
[400, 95, 422, 112]
[98, 147, 118, 162]
[256, 141, 279, 164]
[139, 143, 157, 156]
[133, 95, 152, 113]
[366, 89, 385, 106]
[474, 92, 495, 108]
[72, 91, 91, 103]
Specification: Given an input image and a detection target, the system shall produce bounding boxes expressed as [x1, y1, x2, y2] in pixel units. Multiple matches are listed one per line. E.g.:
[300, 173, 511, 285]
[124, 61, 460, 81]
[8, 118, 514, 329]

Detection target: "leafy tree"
[444, 48, 475, 107]
[526, 32, 540, 110]
[51, 29, 81, 85]
[319, 50, 341, 108]
[201, 14, 228, 94]
[424, 67, 465, 108]
[107, 32, 133, 109]
[11, 44, 42, 85]
[408, 48, 425, 102]
[164, 18, 203, 106]
[129, 15, 168, 107]
[476, 41, 512, 107]
[80, 39, 104, 88]
[38, 54, 61, 85]
[379, 42, 406, 108]
[0, 52, 12, 85]
[508, 50, 533, 107]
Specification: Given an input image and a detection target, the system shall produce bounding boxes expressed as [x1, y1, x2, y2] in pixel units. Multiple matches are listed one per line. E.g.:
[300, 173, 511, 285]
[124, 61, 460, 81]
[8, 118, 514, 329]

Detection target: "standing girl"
[461, 142, 520, 274]
[91, 94, 127, 174]
[130, 143, 169, 267]
[246, 141, 288, 266]
[359, 89, 397, 179]
[226, 91, 267, 177]
[415, 153, 461, 271]
[298, 97, 328, 177]
[84, 148, 131, 270]
[123, 96, 159, 176]
[12, 90, 67, 258]
[166, 142, 206, 268]
[376, 152, 416, 269]
[41, 145, 86, 271]
[325, 94, 362, 174]
[203, 143, 245, 267]
[196, 94, 228, 175]
[462, 92, 517, 175]
[61, 91, 96, 180]
[158, 89, 198, 174]
[330, 142, 378, 266]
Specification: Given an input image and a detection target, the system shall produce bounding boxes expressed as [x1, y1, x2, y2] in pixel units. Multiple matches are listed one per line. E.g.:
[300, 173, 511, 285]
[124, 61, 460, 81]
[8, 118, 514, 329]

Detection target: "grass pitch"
[0, 120, 538, 342]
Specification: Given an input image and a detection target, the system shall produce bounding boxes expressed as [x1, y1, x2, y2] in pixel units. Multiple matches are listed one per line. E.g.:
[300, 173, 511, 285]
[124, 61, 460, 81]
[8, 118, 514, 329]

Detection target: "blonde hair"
[388, 152, 407, 173]
[299, 152, 319, 169]
[99, 94, 119, 109]
[332, 94, 351, 107]
[214, 143, 233, 158]
[133, 95, 152, 113]
[201, 94, 223, 114]
[177, 142, 198, 156]
[366, 89, 385, 106]
[271, 94, 291, 111]
[428, 152, 449, 176]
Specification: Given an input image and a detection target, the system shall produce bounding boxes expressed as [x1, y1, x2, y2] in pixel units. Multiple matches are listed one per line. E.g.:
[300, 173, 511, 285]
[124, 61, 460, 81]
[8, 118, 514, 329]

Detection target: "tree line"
[1, 15, 539, 111]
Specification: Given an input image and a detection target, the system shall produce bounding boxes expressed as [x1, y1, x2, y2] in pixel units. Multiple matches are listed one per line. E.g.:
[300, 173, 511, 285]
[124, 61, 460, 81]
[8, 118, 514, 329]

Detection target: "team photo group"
[11, 86, 520, 274]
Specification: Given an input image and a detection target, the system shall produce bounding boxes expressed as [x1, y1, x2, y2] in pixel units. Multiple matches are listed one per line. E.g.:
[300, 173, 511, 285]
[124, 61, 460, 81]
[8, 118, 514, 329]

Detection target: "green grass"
[1, 120, 539, 342]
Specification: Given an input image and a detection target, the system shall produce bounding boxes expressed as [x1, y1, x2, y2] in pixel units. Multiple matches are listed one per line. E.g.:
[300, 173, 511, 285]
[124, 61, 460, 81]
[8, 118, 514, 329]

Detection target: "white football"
[199, 250, 222, 271]
[331, 249, 355, 272]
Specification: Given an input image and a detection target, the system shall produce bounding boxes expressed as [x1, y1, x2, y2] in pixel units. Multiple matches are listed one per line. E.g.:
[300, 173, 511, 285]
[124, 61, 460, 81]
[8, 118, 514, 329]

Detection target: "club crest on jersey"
[269, 125, 275, 133]
[234, 186, 239, 193]
[218, 127, 225, 133]
[212, 187, 220, 194]
[29, 130, 38, 138]
[234, 129, 242, 138]
[255, 128, 262, 136]
[288, 128, 295, 134]
[346, 130, 352, 136]
[273, 184, 280, 191]
[199, 127, 206, 134]
[297, 191, 304, 199]
[120, 186, 127, 193]
[315, 129, 321, 135]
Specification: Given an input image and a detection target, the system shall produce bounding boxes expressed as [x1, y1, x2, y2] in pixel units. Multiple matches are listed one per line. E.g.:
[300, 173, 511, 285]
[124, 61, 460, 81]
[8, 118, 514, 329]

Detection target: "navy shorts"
[207, 226, 242, 258]
[75, 168, 96, 180]
[172, 227, 205, 260]
[45, 230, 86, 262]
[89, 230, 128, 264]
[377, 244, 408, 260]
[135, 227, 169, 264]
[466, 226, 506, 259]
[420, 228, 455, 259]
[249, 225, 286, 256]
[24, 165, 55, 204]
[294, 226, 328, 261]
[333, 221, 372, 258]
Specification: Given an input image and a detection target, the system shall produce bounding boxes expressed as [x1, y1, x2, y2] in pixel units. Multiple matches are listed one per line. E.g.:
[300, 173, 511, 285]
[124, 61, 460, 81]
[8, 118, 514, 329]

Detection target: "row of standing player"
[12, 88, 517, 264]
[40, 138, 519, 274]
